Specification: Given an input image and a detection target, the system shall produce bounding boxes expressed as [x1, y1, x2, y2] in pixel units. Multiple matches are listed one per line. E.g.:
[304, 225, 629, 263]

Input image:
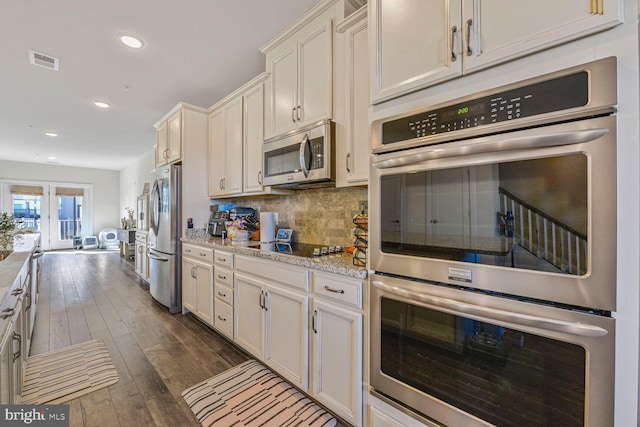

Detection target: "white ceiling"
[0, 0, 321, 171]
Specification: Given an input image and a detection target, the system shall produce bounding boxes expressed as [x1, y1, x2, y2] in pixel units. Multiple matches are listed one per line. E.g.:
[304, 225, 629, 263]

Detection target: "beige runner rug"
[20, 339, 119, 404]
[182, 360, 337, 427]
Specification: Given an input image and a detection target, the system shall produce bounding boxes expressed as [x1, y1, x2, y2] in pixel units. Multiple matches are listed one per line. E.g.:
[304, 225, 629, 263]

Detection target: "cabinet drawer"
[215, 283, 233, 305]
[183, 244, 213, 263]
[214, 266, 233, 288]
[312, 272, 363, 309]
[236, 255, 308, 291]
[214, 250, 234, 269]
[214, 299, 233, 338]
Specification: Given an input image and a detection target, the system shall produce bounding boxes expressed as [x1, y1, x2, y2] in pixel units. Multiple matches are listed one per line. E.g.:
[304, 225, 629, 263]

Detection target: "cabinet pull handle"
[185, 249, 191, 253]
[25, 292, 32, 310]
[199, 252, 207, 257]
[0, 308, 14, 320]
[324, 285, 345, 294]
[12, 332, 21, 361]
[292, 107, 296, 124]
[217, 315, 227, 322]
[346, 153, 351, 173]
[259, 290, 264, 309]
[465, 19, 473, 56]
[258, 171, 262, 185]
[296, 105, 301, 122]
[218, 291, 226, 297]
[11, 288, 23, 296]
[217, 257, 226, 263]
[312, 310, 318, 334]
[264, 291, 269, 311]
[450, 26, 457, 62]
[218, 274, 226, 280]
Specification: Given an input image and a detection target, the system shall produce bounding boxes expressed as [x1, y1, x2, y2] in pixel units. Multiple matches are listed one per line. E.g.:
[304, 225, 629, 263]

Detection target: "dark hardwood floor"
[30, 250, 351, 427]
[30, 250, 249, 427]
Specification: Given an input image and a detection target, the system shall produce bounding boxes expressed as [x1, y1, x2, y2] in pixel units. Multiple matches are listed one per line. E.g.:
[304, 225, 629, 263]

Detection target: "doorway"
[2, 181, 93, 251]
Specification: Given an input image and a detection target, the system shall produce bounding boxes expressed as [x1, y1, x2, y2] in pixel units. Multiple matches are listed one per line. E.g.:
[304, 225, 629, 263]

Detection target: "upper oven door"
[370, 114, 617, 310]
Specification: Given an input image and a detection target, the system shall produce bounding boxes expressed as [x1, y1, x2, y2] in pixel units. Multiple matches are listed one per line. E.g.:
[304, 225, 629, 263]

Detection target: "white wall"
[119, 150, 155, 226]
[0, 159, 120, 235]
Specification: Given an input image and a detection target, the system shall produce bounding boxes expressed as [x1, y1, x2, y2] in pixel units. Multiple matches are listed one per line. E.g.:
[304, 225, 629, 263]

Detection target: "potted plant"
[0, 212, 17, 260]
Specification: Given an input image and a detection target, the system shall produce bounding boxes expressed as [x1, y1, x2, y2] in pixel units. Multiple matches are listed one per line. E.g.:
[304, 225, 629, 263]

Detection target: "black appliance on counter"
[207, 211, 229, 237]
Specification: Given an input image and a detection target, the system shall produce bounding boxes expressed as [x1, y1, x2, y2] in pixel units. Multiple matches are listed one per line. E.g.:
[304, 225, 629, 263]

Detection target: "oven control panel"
[381, 71, 589, 145]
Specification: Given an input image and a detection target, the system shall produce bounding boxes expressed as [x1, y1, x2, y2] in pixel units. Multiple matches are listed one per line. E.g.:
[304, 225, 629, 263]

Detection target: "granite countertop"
[0, 234, 40, 305]
[181, 236, 368, 280]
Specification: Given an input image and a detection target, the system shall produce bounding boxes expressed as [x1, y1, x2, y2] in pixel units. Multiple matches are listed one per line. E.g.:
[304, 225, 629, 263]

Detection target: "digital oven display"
[381, 70, 589, 145]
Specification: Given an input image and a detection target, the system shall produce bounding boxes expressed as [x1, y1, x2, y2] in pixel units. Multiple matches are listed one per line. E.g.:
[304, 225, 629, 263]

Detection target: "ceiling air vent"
[28, 50, 59, 71]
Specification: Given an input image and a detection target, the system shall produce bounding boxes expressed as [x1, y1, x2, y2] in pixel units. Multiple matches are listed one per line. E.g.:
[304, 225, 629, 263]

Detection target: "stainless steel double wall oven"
[369, 58, 617, 427]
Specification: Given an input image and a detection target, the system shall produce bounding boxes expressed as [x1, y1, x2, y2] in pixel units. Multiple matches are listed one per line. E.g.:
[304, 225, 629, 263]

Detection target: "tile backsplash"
[213, 187, 367, 247]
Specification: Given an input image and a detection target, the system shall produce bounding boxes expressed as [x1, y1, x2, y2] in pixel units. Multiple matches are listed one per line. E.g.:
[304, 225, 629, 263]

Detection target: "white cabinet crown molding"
[153, 102, 208, 129]
[335, 4, 367, 33]
[260, 0, 342, 54]
[207, 72, 270, 113]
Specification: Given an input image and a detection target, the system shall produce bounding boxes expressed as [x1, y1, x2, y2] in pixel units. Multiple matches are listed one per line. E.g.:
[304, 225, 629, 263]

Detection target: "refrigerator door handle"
[148, 253, 169, 261]
[150, 180, 161, 237]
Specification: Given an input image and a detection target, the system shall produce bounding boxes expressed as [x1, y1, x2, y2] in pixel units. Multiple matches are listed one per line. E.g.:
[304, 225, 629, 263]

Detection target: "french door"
[2, 181, 92, 251]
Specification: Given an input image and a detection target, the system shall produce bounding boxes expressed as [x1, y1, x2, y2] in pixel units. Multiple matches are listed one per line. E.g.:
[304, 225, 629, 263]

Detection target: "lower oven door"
[370, 273, 615, 427]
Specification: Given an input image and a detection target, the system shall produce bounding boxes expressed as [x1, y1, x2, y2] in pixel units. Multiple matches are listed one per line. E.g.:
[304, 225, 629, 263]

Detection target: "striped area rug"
[20, 339, 119, 404]
[182, 360, 337, 427]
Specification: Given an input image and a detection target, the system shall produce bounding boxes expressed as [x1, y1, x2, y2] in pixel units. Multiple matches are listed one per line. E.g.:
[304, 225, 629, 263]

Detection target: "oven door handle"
[372, 128, 609, 169]
[372, 280, 608, 337]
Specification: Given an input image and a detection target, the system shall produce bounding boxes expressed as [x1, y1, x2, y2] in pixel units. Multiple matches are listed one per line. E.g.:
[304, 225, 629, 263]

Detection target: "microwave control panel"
[381, 71, 589, 146]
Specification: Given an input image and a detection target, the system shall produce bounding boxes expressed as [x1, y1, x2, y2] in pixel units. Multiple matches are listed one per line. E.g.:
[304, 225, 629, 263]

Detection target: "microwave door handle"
[372, 127, 609, 169]
[299, 133, 311, 177]
[372, 280, 608, 338]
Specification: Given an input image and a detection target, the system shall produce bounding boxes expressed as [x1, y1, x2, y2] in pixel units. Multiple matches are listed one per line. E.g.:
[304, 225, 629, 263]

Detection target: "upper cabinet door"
[370, 0, 462, 104]
[208, 108, 225, 198]
[297, 19, 333, 128]
[223, 97, 243, 196]
[462, 0, 622, 73]
[155, 120, 168, 166]
[267, 43, 298, 138]
[166, 110, 182, 163]
[243, 83, 265, 194]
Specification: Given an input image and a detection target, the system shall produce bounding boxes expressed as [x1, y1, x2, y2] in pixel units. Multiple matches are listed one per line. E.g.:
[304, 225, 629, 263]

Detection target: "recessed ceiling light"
[120, 35, 143, 49]
[47, 156, 56, 161]
[94, 101, 110, 108]
[44, 132, 57, 137]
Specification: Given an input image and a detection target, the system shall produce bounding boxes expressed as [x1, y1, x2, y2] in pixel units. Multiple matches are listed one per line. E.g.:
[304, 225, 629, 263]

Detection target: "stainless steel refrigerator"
[149, 163, 181, 314]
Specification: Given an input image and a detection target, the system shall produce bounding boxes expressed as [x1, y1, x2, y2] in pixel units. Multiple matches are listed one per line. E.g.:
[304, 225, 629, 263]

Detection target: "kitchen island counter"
[0, 234, 40, 304]
[181, 236, 367, 279]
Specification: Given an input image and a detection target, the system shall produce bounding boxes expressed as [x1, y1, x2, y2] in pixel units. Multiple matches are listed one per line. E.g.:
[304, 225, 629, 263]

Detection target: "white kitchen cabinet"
[311, 272, 363, 426]
[135, 231, 149, 282]
[369, 0, 622, 103]
[234, 256, 309, 391]
[155, 110, 182, 166]
[243, 79, 266, 194]
[336, 7, 370, 187]
[208, 97, 243, 197]
[213, 250, 234, 338]
[262, 3, 339, 139]
[181, 244, 214, 326]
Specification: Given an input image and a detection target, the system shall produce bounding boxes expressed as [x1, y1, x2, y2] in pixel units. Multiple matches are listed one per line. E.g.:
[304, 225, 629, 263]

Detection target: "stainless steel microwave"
[263, 119, 335, 188]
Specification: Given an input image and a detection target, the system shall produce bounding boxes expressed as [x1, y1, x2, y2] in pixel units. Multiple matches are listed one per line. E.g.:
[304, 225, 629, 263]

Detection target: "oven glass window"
[380, 297, 586, 426]
[380, 154, 587, 275]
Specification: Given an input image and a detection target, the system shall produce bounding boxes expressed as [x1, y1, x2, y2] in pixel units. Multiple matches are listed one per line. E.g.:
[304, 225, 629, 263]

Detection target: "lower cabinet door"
[194, 262, 213, 326]
[312, 299, 363, 426]
[264, 285, 309, 391]
[181, 259, 197, 314]
[234, 273, 264, 359]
